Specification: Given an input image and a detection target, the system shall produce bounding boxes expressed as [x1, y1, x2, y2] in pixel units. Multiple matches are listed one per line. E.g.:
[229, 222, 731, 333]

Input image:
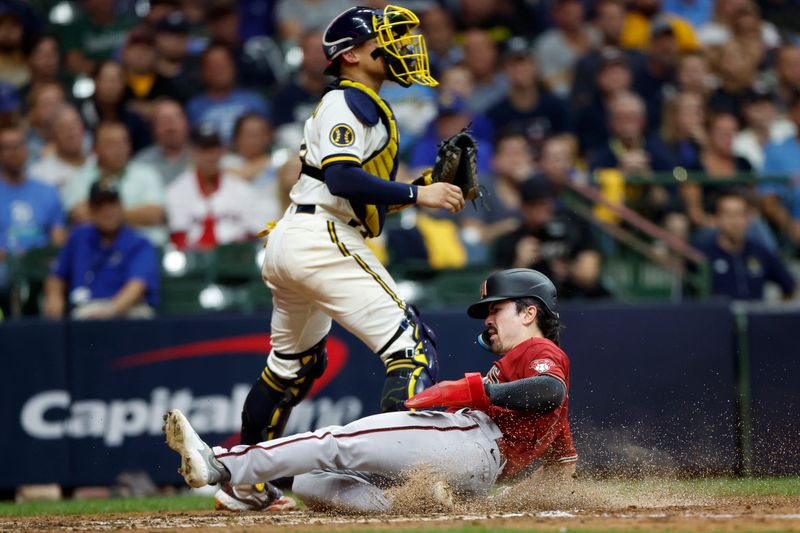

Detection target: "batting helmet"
[321, 5, 437, 87]
[467, 268, 558, 319]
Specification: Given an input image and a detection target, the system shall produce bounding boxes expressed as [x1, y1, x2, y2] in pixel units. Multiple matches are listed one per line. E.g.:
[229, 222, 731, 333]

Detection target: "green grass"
[0, 478, 798, 518]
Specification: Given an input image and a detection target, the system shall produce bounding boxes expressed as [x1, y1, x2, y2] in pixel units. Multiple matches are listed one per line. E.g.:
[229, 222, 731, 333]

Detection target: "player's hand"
[416, 182, 465, 214]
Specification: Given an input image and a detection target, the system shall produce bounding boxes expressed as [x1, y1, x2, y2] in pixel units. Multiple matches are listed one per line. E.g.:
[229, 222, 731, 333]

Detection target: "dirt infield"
[5, 480, 800, 533]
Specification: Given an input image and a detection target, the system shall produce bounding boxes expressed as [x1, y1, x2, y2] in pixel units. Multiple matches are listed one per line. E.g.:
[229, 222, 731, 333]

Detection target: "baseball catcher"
[164, 269, 577, 513]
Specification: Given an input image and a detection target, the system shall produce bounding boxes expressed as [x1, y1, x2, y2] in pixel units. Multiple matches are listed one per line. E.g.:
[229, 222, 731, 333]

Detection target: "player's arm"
[324, 163, 463, 213]
[405, 372, 565, 413]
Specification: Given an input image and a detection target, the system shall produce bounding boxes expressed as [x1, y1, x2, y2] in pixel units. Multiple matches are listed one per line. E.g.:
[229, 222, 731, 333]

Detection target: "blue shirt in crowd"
[51, 224, 160, 307]
[694, 236, 796, 300]
[760, 135, 800, 219]
[186, 90, 270, 143]
[0, 178, 64, 254]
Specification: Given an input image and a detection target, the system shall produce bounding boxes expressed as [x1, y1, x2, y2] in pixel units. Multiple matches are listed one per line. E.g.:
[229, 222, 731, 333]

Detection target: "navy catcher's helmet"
[467, 268, 558, 319]
[321, 5, 437, 87]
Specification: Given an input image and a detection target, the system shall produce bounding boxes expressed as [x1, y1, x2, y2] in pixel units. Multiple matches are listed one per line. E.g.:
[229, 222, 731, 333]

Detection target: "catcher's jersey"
[290, 79, 399, 237]
[484, 337, 577, 480]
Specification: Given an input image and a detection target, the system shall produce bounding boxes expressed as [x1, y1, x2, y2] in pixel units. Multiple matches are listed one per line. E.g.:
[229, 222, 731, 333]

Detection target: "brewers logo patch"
[330, 123, 355, 147]
[530, 359, 553, 373]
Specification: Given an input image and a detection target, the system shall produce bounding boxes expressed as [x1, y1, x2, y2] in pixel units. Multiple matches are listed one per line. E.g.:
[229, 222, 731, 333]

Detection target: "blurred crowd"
[1, 0, 799, 319]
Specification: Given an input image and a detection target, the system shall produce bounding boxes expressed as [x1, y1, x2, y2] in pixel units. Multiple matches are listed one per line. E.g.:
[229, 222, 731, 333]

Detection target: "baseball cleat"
[163, 409, 230, 488]
[214, 482, 297, 512]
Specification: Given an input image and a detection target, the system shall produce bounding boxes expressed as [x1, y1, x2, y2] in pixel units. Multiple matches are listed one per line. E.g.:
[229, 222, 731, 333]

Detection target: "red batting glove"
[405, 372, 490, 410]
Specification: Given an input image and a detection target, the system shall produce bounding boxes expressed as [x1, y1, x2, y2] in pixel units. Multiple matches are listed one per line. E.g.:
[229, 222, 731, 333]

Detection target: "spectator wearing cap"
[533, 0, 598, 99]
[574, 49, 633, 154]
[43, 180, 159, 320]
[698, 0, 781, 49]
[0, 9, 29, 87]
[0, 123, 66, 315]
[24, 81, 65, 162]
[166, 125, 269, 250]
[620, 0, 700, 53]
[633, 17, 680, 133]
[759, 91, 800, 248]
[30, 104, 94, 196]
[206, 1, 286, 89]
[154, 12, 201, 103]
[419, 6, 462, 76]
[693, 189, 795, 301]
[408, 93, 493, 179]
[121, 26, 181, 122]
[733, 85, 796, 170]
[461, 28, 509, 114]
[18, 34, 66, 112]
[492, 177, 607, 299]
[571, 0, 648, 107]
[486, 38, 571, 151]
[132, 98, 190, 186]
[64, 121, 166, 245]
[79, 60, 151, 152]
[186, 43, 269, 144]
[55, 0, 139, 76]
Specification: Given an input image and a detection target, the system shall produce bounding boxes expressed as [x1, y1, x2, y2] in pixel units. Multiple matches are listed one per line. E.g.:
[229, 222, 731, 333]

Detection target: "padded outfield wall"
[1, 302, 796, 488]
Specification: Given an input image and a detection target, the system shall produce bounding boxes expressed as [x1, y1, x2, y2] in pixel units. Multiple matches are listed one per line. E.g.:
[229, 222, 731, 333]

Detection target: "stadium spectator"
[132, 98, 190, 186]
[18, 34, 64, 111]
[661, 91, 706, 169]
[56, 0, 139, 76]
[759, 91, 800, 248]
[635, 19, 680, 133]
[29, 104, 93, 196]
[120, 26, 180, 122]
[697, 0, 780, 49]
[733, 85, 796, 170]
[221, 113, 282, 221]
[535, 135, 584, 192]
[661, 0, 714, 29]
[694, 189, 795, 300]
[571, 0, 648, 107]
[166, 125, 268, 250]
[620, 0, 700, 53]
[680, 112, 752, 229]
[142, 0, 181, 28]
[774, 45, 800, 111]
[80, 60, 151, 152]
[589, 91, 678, 222]
[438, 64, 475, 103]
[186, 43, 269, 144]
[275, 0, 351, 43]
[0, 123, 65, 315]
[451, 0, 541, 38]
[574, 49, 634, 154]
[0, 82, 19, 127]
[64, 121, 166, 245]
[205, 1, 286, 89]
[533, 0, 597, 99]
[487, 38, 571, 151]
[271, 30, 328, 139]
[409, 94, 492, 179]
[43, 180, 159, 319]
[492, 178, 606, 299]
[420, 5, 462, 76]
[0, 10, 28, 87]
[461, 28, 508, 113]
[153, 12, 200, 103]
[24, 81, 65, 161]
[675, 51, 712, 96]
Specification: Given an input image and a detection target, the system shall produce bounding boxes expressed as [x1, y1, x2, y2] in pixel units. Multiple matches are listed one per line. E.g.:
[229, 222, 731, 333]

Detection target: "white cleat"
[214, 482, 297, 512]
[163, 409, 231, 488]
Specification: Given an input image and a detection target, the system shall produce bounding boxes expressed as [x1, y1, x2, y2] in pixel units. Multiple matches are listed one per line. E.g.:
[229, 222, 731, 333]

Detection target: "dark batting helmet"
[467, 268, 558, 319]
[321, 5, 437, 87]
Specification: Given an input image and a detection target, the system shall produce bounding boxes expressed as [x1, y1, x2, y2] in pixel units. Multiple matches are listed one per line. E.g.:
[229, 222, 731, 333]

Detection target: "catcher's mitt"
[431, 128, 480, 201]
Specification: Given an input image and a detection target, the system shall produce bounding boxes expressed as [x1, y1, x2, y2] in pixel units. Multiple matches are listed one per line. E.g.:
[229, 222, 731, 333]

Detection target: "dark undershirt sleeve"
[324, 162, 418, 205]
[485, 375, 566, 413]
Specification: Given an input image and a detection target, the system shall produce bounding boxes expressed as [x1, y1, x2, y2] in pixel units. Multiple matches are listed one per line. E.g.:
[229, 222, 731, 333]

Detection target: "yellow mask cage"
[373, 5, 439, 88]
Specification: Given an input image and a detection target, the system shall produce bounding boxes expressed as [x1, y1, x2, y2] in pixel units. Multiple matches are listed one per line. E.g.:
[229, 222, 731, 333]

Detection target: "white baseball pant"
[213, 410, 504, 511]
[261, 205, 417, 379]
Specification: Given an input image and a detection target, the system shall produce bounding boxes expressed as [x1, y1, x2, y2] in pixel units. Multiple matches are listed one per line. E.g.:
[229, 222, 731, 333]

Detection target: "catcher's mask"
[322, 5, 438, 88]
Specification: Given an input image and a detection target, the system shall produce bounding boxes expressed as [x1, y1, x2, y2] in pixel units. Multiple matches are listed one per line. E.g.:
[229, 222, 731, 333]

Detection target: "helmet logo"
[480, 280, 487, 298]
